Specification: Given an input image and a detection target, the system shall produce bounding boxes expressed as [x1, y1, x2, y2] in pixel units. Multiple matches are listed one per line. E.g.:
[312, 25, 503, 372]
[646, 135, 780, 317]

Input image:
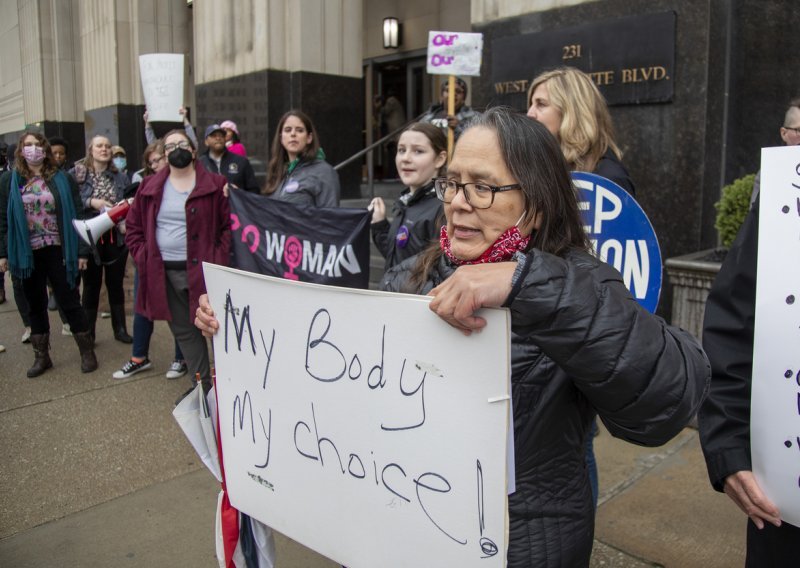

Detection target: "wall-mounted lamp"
[383, 17, 401, 49]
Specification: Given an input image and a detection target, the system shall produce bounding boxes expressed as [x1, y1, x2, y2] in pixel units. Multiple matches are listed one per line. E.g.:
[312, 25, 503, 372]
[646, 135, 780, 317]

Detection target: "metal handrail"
[334, 113, 426, 199]
[334, 115, 422, 171]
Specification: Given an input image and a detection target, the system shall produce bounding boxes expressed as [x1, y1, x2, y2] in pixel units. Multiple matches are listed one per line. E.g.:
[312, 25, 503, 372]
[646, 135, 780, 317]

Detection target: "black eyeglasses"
[432, 177, 522, 209]
[784, 126, 800, 135]
[164, 141, 191, 152]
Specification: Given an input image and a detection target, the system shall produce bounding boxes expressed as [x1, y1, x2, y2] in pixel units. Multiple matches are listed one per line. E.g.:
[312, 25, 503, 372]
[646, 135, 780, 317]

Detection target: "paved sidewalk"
[0, 286, 744, 567]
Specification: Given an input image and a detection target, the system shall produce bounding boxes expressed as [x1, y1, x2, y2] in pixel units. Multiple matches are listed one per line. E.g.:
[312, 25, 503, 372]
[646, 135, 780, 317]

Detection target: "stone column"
[193, 0, 364, 197]
[0, 0, 85, 160]
[80, 0, 192, 170]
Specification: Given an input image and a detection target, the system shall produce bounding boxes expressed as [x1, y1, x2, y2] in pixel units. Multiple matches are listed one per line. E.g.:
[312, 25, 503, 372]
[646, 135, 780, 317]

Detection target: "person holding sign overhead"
[195, 108, 709, 567]
[527, 66, 636, 196]
[262, 110, 340, 207]
[369, 122, 447, 272]
[125, 129, 230, 393]
[420, 77, 479, 141]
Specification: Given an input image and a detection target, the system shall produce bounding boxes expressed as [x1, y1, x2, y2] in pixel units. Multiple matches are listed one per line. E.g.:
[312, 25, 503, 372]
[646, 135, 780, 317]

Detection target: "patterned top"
[21, 176, 60, 250]
[88, 170, 118, 203]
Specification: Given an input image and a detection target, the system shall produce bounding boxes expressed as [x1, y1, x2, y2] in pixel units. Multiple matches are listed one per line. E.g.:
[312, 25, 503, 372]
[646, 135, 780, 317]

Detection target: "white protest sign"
[203, 264, 511, 568]
[427, 31, 483, 76]
[751, 145, 800, 526]
[138, 53, 184, 122]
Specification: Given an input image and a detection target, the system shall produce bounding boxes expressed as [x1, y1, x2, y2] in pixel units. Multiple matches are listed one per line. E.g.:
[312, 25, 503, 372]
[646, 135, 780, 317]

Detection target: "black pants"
[81, 234, 128, 310]
[21, 246, 87, 335]
[746, 519, 800, 567]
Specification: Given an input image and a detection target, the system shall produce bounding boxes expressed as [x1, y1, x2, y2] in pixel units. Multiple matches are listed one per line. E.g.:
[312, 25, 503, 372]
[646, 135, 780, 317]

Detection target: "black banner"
[491, 11, 676, 108]
[228, 189, 371, 289]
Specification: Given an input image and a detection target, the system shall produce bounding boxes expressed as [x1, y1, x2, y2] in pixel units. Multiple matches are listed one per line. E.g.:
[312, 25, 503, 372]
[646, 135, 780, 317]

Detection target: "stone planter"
[664, 249, 724, 341]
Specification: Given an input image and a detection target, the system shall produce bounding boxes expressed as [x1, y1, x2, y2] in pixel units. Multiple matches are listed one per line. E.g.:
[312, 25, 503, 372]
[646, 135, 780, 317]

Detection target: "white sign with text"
[204, 264, 511, 568]
[138, 53, 184, 122]
[426, 31, 483, 76]
[752, 145, 800, 526]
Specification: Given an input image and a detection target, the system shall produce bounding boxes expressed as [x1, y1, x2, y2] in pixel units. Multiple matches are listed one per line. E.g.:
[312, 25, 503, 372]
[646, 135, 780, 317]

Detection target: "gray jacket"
[383, 249, 710, 567]
[273, 158, 340, 208]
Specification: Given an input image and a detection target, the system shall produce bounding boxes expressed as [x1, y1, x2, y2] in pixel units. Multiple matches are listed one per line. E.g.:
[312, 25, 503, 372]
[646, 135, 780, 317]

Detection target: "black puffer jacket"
[383, 248, 710, 567]
[370, 182, 443, 272]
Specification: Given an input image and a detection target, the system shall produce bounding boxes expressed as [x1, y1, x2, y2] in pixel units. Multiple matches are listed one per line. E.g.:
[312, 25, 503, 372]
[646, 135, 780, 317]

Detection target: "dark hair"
[263, 110, 321, 195]
[163, 129, 196, 150]
[48, 137, 68, 152]
[404, 107, 591, 293]
[14, 131, 59, 180]
[441, 77, 468, 97]
[399, 122, 448, 176]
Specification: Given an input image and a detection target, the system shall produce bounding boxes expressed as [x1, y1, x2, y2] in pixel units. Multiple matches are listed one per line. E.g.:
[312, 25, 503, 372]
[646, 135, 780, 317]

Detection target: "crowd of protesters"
[1, 67, 797, 566]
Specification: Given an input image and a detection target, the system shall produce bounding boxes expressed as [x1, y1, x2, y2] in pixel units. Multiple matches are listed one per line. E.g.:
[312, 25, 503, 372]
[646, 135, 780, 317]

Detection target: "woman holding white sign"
[527, 66, 638, 504]
[195, 107, 709, 566]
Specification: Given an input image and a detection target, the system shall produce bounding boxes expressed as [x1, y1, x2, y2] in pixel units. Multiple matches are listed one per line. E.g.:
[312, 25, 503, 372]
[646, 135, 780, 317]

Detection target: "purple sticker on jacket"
[395, 225, 410, 248]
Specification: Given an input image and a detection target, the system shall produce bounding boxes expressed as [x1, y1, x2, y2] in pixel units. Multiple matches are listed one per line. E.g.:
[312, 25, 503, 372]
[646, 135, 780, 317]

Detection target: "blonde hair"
[83, 135, 116, 173]
[528, 67, 622, 173]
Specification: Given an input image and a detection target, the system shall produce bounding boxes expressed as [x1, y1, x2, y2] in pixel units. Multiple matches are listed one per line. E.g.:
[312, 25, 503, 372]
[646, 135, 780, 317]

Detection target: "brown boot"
[73, 331, 98, 373]
[27, 333, 53, 378]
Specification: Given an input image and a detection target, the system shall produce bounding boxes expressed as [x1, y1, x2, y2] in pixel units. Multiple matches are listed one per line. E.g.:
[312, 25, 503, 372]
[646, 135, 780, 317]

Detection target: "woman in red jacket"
[125, 130, 230, 392]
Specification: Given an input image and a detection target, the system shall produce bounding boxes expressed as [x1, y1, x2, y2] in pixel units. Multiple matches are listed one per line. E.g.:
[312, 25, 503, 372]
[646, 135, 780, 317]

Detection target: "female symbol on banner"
[283, 236, 303, 280]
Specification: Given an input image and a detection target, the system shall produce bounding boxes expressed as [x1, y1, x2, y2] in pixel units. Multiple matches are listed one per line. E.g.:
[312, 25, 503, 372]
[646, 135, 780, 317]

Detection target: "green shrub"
[715, 173, 756, 248]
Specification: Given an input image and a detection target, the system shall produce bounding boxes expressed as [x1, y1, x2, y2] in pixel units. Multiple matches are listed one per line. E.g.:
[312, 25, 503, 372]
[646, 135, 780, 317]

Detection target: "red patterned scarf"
[440, 224, 530, 265]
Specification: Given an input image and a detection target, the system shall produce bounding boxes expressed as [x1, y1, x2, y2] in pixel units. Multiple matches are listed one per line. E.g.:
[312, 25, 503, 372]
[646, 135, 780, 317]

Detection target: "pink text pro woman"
[125, 130, 230, 391]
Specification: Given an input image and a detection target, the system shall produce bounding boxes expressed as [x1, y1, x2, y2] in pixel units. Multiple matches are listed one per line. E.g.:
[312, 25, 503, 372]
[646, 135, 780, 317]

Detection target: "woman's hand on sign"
[195, 293, 220, 337]
[723, 470, 782, 529]
[428, 262, 515, 335]
[369, 197, 386, 223]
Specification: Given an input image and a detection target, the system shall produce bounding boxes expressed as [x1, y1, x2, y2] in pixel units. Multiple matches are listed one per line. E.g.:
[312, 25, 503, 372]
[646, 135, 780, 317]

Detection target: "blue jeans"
[132, 270, 183, 361]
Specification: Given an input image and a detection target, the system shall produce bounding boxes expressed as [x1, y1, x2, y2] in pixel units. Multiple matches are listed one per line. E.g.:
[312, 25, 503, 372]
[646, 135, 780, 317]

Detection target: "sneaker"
[0, 344, 5, 353]
[62, 323, 72, 336]
[165, 360, 188, 380]
[100, 311, 111, 319]
[112, 358, 153, 379]
[21, 328, 31, 343]
[47, 295, 57, 311]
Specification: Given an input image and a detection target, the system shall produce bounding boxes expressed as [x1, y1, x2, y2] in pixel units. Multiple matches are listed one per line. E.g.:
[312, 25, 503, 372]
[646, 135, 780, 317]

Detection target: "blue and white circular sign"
[572, 172, 662, 313]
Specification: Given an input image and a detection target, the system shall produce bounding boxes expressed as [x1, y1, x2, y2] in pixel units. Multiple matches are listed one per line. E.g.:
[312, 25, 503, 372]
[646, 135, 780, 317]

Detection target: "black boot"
[27, 333, 53, 378]
[110, 304, 133, 343]
[73, 331, 98, 373]
[84, 308, 97, 344]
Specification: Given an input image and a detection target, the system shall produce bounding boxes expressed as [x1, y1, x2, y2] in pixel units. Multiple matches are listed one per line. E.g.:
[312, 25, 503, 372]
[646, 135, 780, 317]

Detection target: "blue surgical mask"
[112, 156, 127, 171]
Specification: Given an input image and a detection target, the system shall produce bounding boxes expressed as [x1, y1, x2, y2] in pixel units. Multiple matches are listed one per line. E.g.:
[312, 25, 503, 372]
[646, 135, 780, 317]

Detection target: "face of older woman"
[527, 82, 562, 137]
[445, 127, 530, 261]
[91, 136, 112, 164]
